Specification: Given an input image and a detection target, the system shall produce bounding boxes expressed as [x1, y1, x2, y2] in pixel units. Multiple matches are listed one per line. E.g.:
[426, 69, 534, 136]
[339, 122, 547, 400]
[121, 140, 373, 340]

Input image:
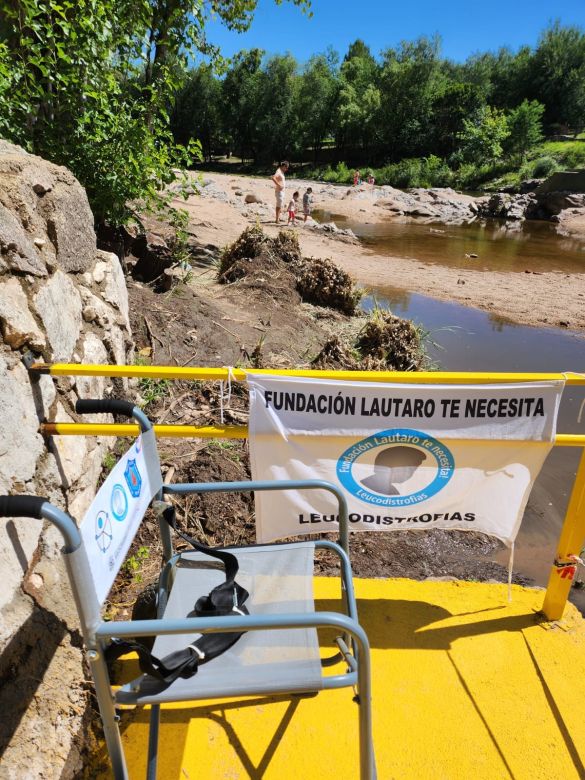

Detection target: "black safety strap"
[105, 504, 249, 686]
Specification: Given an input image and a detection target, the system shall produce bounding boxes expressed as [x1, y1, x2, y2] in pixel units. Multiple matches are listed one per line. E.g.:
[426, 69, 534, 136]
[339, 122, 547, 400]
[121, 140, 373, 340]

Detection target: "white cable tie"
[188, 643, 206, 660]
[219, 367, 235, 426]
[568, 554, 585, 567]
[232, 606, 246, 616]
[219, 379, 225, 425]
[225, 366, 234, 407]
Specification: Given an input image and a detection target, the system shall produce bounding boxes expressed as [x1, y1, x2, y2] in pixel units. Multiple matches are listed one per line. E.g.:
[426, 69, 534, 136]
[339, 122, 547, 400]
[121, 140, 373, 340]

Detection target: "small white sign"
[80, 429, 162, 605]
[248, 375, 564, 546]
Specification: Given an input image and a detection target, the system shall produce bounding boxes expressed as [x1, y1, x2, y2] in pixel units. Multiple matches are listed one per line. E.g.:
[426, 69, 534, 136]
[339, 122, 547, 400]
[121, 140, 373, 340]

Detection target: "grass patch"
[135, 355, 172, 409]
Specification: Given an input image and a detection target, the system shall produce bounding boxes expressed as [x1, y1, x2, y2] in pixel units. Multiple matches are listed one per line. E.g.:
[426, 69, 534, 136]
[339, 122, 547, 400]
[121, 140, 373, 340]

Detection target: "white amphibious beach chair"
[0, 398, 375, 779]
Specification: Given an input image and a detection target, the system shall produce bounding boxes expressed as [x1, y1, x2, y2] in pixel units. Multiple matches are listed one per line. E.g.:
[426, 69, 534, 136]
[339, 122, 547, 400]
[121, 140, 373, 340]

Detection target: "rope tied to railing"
[219, 366, 236, 425]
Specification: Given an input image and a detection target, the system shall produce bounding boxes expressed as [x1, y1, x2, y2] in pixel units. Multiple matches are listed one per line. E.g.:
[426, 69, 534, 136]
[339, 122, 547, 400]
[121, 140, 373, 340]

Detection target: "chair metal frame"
[1, 405, 376, 779]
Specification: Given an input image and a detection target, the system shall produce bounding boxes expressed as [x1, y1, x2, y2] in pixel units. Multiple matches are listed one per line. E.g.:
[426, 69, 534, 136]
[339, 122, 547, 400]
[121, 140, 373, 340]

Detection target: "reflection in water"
[314, 210, 585, 274]
[361, 285, 585, 610]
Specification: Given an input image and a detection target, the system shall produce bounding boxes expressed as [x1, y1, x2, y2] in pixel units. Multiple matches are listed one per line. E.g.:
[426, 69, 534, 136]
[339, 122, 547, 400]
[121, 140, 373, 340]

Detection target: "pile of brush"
[355, 309, 425, 371]
[218, 225, 275, 284]
[312, 309, 426, 372]
[295, 256, 363, 315]
[218, 226, 362, 316]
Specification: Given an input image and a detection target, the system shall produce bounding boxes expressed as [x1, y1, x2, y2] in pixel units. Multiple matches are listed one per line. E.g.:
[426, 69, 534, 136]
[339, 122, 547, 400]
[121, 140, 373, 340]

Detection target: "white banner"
[80, 429, 162, 605]
[248, 376, 564, 546]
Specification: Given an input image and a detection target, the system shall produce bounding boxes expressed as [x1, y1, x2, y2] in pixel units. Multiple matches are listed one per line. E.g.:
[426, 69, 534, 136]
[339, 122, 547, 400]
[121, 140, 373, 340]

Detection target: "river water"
[314, 209, 585, 274]
[321, 210, 585, 609]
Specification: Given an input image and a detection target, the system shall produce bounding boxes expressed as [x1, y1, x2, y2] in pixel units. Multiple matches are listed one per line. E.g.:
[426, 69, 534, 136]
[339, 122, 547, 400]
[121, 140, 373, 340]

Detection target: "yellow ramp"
[90, 578, 585, 779]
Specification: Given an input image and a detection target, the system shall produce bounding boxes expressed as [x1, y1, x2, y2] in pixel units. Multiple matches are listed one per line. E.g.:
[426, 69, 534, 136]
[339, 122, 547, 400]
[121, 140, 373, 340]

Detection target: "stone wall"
[0, 141, 133, 778]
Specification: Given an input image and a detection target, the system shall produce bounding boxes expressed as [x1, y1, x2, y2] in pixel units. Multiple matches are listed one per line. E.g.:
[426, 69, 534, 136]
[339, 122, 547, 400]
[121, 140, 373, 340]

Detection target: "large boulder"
[0, 140, 96, 274]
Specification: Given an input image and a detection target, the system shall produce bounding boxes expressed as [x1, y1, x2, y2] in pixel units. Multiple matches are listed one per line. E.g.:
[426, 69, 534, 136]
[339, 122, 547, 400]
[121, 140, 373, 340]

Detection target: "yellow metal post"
[542, 448, 585, 620]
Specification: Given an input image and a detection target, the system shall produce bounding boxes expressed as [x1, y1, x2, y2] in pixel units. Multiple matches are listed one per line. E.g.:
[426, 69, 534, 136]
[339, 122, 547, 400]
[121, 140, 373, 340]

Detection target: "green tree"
[505, 99, 544, 161]
[297, 52, 339, 165]
[0, 0, 310, 223]
[336, 40, 380, 158]
[378, 36, 447, 159]
[461, 47, 533, 110]
[430, 81, 485, 156]
[221, 48, 264, 162]
[255, 53, 300, 163]
[455, 105, 510, 165]
[171, 65, 223, 161]
[530, 22, 585, 132]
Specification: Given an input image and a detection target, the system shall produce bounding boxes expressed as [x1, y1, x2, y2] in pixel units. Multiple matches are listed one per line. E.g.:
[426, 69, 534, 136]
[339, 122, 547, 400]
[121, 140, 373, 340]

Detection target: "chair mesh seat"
[116, 542, 323, 705]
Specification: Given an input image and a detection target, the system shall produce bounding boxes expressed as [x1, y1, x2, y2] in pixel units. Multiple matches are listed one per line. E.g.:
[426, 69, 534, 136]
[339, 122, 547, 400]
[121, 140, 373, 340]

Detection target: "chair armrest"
[95, 610, 369, 655]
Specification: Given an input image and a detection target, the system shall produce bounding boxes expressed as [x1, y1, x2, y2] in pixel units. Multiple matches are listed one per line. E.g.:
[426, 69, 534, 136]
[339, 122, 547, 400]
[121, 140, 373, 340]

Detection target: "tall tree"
[505, 99, 544, 161]
[430, 81, 485, 156]
[337, 39, 380, 159]
[378, 36, 447, 159]
[297, 52, 339, 164]
[255, 53, 300, 163]
[529, 22, 585, 132]
[171, 64, 223, 161]
[455, 105, 510, 165]
[221, 48, 264, 162]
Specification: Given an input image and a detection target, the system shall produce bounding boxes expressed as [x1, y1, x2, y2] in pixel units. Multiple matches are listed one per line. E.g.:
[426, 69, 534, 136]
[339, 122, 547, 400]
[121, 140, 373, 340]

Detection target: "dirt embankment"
[178, 172, 585, 334]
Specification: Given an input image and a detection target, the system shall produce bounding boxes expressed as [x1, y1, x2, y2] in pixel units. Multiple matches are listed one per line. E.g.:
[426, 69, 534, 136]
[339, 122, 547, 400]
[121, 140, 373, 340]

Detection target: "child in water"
[287, 191, 299, 225]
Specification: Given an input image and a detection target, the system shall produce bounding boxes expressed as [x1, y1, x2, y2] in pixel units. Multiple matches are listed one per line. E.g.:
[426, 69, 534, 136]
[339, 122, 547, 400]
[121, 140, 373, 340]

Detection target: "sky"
[204, 0, 585, 65]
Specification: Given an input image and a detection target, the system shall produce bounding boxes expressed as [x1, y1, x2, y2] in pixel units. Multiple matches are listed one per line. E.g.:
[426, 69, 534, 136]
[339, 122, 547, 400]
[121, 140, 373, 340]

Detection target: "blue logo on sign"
[336, 428, 454, 508]
[124, 459, 142, 498]
[110, 483, 129, 522]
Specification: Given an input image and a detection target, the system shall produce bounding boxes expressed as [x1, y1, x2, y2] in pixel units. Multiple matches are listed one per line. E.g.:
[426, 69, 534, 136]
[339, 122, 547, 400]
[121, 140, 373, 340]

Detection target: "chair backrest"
[75, 400, 163, 605]
[81, 432, 162, 605]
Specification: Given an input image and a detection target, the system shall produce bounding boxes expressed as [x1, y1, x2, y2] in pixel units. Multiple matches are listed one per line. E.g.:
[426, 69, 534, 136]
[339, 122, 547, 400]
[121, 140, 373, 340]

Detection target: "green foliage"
[337, 41, 380, 155]
[530, 155, 561, 178]
[122, 546, 150, 583]
[0, 0, 309, 224]
[207, 439, 242, 461]
[171, 65, 223, 162]
[321, 161, 352, 183]
[169, 22, 585, 173]
[531, 22, 585, 130]
[297, 53, 339, 164]
[102, 452, 118, 473]
[64, 88, 202, 225]
[379, 156, 452, 188]
[135, 356, 171, 408]
[0, 0, 192, 224]
[455, 105, 510, 166]
[505, 100, 544, 160]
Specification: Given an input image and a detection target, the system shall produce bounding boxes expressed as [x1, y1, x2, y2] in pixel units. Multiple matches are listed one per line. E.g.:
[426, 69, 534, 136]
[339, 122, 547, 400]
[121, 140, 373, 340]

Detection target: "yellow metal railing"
[30, 363, 585, 621]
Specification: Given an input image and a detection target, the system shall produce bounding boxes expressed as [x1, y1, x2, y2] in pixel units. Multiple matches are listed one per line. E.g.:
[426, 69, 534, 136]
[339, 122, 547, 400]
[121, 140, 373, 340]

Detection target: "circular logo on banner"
[336, 428, 454, 508]
[110, 484, 129, 522]
[95, 511, 113, 553]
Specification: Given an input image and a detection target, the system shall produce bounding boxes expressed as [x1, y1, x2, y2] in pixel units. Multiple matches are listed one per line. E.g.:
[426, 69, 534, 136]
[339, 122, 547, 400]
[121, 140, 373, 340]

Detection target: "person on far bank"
[271, 160, 289, 223]
[353, 169, 361, 186]
[287, 191, 299, 225]
[303, 187, 313, 222]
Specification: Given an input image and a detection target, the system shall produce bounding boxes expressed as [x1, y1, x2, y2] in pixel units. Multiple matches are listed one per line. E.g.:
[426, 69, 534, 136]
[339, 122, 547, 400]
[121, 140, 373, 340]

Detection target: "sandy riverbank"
[175, 172, 585, 334]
